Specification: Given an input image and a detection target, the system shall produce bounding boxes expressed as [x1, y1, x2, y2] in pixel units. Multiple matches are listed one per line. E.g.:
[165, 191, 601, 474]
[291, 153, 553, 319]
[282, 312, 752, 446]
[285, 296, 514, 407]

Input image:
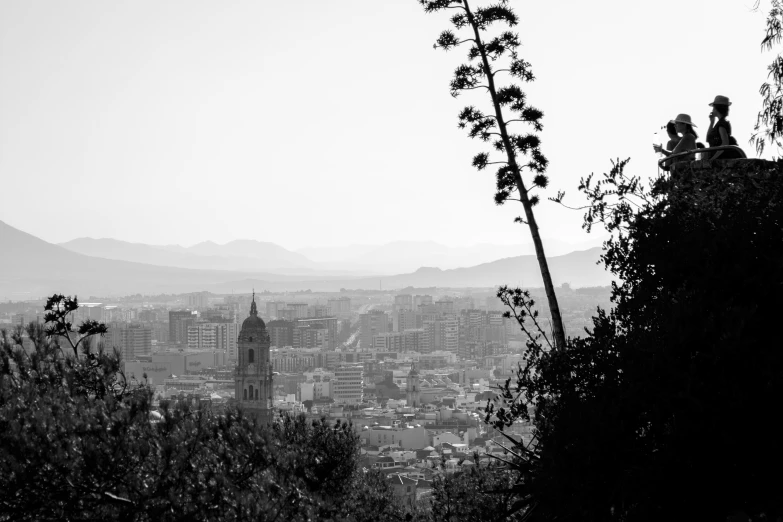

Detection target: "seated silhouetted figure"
[654, 114, 698, 169]
[706, 95, 744, 159]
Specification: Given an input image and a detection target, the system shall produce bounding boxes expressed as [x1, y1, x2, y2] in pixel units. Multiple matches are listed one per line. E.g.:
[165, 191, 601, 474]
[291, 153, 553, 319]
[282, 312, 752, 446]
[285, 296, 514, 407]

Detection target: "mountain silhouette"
[0, 221, 335, 298]
[212, 248, 611, 293]
[297, 237, 607, 273]
[1, 220, 612, 298]
[59, 237, 317, 273]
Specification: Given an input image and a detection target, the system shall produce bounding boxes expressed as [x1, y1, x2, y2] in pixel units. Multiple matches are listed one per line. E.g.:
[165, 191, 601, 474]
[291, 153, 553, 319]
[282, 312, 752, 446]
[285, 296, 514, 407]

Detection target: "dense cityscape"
[0, 284, 610, 509]
[0, 285, 609, 484]
[3, 0, 783, 519]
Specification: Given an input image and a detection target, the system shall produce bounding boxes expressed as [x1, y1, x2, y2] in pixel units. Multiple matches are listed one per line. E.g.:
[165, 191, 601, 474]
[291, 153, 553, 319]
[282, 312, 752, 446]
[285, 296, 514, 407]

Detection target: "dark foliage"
[754, 0, 783, 155]
[487, 160, 783, 520]
[43, 294, 108, 357]
[423, 463, 522, 521]
[0, 298, 405, 521]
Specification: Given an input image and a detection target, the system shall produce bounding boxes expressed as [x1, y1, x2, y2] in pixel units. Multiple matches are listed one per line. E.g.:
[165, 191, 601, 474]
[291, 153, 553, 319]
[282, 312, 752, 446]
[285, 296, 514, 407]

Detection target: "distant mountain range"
[0, 220, 343, 299]
[205, 248, 611, 294]
[60, 236, 608, 276]
[0, 220, 613, 298]
[57, 237, 355, 275]
[297, 237, 607, 273]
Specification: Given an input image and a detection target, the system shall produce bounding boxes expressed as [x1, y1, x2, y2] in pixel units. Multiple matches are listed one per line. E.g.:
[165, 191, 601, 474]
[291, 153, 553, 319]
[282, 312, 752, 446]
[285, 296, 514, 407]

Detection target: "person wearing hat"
[664, 120, 680, 151]
[653, 114, 698, 167]
[706, 95, 739, 159]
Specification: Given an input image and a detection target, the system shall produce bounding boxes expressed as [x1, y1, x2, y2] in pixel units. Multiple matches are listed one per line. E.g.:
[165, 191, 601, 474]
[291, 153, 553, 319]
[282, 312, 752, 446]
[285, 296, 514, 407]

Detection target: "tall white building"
[293, 325, 329, 350]
[333, 365, 363, 405]
[439, 319, 459, 354]
[104, 323, 152, 361]
[402, 329, 424, 353]
[393, 310, 419, 332]
[187, 322, 239, 360]
[422, 319, 458, 354]
[327, 297, 352, 317]
[216, 322, 239, 361]
[373, 332, 403, 352]
[188, 325, 217, 351]
[464, 309, 486, 329]
[360, 310, 389, 348]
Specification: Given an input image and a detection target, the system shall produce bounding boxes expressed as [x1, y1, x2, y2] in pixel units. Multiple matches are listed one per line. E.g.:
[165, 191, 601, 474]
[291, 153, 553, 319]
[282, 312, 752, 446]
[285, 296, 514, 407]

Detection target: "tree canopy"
[0, 300, 404, 521]
[487, 159, 783, 521]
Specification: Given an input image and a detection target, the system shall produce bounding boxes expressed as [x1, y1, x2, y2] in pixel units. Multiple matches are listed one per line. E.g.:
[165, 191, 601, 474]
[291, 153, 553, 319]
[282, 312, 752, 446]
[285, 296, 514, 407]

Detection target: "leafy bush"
[488, 160, 783, 520]
[0, 296, 403, 521]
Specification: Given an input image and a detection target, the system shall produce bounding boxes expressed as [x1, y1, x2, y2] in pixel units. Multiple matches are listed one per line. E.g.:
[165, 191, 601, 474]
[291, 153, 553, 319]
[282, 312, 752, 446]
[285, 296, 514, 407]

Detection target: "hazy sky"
[0, 0, 774, 251]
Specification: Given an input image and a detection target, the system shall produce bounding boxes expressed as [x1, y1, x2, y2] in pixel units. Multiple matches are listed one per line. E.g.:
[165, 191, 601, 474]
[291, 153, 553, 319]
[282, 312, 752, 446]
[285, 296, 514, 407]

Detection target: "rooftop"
[387, 474, 418, 486]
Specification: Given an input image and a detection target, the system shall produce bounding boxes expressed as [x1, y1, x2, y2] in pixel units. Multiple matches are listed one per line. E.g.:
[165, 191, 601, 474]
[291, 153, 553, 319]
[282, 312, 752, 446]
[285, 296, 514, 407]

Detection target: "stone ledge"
[671, 158, 780, 176]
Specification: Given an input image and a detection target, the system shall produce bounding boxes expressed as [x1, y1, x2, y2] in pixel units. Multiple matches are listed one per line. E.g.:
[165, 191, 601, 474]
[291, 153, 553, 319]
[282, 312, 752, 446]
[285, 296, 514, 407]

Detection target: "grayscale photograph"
[0, 1, 780, 520]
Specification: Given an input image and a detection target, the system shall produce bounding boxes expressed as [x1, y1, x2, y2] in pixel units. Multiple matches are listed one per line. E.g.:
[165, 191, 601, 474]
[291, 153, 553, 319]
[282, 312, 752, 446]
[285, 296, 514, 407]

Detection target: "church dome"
[242, 314, 266, 331]
[240, 294, 266, 334]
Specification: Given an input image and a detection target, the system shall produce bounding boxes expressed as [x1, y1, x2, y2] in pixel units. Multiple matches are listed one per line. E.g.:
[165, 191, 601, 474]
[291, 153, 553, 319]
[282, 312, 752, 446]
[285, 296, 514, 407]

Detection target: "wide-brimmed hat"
[709, 95, 732, 107]
[671, 114, 697, 127]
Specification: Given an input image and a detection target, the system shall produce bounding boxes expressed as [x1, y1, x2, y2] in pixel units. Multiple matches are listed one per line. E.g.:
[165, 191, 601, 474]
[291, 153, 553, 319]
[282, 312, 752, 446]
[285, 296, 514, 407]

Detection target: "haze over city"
[0, 0, 773, 251]
[2, 0, 782, 520]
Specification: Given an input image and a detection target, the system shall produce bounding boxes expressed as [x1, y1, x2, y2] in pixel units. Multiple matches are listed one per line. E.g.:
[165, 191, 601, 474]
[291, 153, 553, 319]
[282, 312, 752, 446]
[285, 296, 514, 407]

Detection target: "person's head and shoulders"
[655, 114, 698, 168]
[672, 114, 698, 151]
[707, 95, 744, 159]
[708, 95, 732, 137]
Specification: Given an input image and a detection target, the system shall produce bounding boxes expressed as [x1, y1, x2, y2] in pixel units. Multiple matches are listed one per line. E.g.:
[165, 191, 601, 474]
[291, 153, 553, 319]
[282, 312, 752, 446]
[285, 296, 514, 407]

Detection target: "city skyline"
[2, 1, 781, 519]
[0, 0, 774, 249]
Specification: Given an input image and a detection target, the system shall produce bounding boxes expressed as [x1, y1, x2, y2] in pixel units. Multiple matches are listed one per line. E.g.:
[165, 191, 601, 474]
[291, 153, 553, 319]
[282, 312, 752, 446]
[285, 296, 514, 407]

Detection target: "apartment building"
[393, 309, 420, 332]
[327, 297, 352, 317]
[169, 310, 196, 345]
[373, 332, 404, 352]
[333, 365, 364, 405]
[104, 323, 152, 361]
[422, 319, 458, 354]
[187, 322, 239, 360]
[360, 310, 389, 348]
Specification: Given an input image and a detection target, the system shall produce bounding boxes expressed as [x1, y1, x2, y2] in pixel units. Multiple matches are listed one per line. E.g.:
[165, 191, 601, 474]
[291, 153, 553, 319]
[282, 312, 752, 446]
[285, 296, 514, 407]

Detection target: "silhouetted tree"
[43, 294, 108, 357]
[417, 0, 566, 349]
[486, 159, 783, 520]
[753, 0, 783, 155]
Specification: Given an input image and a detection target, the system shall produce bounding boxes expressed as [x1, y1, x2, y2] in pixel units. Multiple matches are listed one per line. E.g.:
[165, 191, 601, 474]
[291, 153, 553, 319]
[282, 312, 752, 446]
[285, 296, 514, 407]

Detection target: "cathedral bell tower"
[235, 292, 273, 424]
[406, 363, 420, 408]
